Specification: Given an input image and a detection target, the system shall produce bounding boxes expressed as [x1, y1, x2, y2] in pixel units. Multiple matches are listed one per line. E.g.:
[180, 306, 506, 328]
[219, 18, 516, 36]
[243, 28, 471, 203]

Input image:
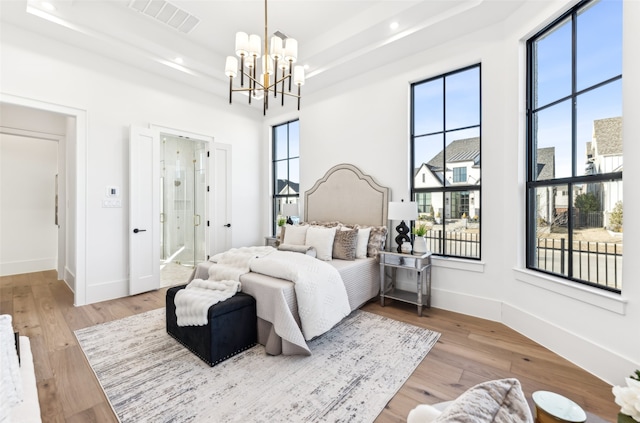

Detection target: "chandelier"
[224, 0, 305, 115]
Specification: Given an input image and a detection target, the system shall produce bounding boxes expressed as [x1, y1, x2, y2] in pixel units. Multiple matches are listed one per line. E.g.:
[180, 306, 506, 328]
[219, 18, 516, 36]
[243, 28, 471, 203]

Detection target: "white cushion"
[305, 226, 337, 261]
[355, 227, 371, 259]
[283, 224, 308, 246]
[407, 404, 443, 423]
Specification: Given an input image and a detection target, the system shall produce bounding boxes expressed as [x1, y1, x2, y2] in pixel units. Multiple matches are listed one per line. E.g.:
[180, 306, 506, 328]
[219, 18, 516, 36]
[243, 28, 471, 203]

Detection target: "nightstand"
[264, 236, 279, 247]
[379, 250, 432, 316]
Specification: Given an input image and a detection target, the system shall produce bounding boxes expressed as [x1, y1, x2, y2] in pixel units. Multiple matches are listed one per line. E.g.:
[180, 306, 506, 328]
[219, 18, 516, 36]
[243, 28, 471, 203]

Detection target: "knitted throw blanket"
[174, 246, 275, 326]
[174, 279, 241, 326]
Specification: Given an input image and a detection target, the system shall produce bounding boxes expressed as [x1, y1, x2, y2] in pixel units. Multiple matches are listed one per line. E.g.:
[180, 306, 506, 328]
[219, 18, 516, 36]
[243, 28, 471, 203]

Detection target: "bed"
[190, 163, 390, 355]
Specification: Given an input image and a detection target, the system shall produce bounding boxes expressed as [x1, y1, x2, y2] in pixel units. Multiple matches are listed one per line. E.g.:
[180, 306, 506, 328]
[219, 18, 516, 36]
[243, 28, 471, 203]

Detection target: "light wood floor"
[1, 270, 618, 422]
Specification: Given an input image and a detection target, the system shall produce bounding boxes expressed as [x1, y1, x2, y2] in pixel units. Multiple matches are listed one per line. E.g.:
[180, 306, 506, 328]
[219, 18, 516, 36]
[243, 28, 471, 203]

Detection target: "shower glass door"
[160, 134, 207, 268]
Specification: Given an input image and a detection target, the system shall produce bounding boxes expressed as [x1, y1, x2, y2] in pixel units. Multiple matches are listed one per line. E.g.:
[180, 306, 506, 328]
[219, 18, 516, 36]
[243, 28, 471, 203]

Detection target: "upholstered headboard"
[304, 163, 389, 227]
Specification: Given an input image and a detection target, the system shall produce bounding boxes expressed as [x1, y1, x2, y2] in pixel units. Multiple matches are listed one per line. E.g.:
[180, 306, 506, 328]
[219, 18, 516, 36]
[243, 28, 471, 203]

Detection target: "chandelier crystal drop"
[224, 0, 305, 115]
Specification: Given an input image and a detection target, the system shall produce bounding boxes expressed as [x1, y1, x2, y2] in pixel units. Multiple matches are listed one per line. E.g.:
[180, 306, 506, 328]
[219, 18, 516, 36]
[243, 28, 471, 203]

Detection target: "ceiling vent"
[128, 0, 200, 34]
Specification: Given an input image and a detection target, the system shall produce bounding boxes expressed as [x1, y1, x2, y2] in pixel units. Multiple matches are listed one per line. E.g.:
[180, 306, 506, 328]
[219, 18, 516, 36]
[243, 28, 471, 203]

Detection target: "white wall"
[1, 23, 263, 304]
[263, 1, 639, 384]
[0, 134, 59, 275]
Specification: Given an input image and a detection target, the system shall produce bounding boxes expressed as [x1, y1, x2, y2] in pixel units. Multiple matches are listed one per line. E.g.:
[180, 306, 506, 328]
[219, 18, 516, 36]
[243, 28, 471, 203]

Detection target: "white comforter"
[205, 246, 351, 342]
[250, 250, 351, 340]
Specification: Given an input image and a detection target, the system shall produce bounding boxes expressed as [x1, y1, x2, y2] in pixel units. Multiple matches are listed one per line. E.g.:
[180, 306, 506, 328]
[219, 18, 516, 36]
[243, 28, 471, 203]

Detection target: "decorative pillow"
[356, 225, 387, 257]
[333, 228, 359, 260]
[354, 227, 371, 259]
[303, 220, 343, 228]
[278, 243, 317, 258]
[305, 226, 337, 261]
[432, 378, 533, 423]
[282, 224, 309, 246]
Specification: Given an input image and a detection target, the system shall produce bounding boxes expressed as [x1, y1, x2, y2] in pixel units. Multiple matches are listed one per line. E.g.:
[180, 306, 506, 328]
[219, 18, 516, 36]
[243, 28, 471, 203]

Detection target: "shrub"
[610, 201, 623, 232]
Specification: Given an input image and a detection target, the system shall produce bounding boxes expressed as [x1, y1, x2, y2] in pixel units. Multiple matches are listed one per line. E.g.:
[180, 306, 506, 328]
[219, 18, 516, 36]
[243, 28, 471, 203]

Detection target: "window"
[526, 0, 622, 292]
[272, 120, 300, 234]
[453, 167, 467, 183]
[411, 64, 481, 259]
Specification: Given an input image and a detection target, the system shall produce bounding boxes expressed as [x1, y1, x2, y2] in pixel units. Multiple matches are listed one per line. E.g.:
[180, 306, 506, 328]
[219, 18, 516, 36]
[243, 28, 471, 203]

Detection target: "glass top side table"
[532, 391, 587, 423]
[379, 250, 431, 316]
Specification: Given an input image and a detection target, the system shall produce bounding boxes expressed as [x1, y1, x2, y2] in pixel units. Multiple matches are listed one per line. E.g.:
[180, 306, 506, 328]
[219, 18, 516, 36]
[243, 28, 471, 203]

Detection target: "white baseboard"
[64, 267, 76, 292]
[11, 336, 42, 423]
[428, 287, 503, 322]
[429, 287, 634, 385]
[501, 303, 636, 385]
[0, 259, 56, 277]
[85, 278, 129, 304]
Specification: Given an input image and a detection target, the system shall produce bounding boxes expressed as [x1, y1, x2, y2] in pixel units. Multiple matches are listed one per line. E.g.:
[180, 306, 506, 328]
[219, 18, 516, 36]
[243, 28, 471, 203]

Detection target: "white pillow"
[305, 226, 337, 261]
[355, 227, 371, 259]
[283, 224, 308, 246]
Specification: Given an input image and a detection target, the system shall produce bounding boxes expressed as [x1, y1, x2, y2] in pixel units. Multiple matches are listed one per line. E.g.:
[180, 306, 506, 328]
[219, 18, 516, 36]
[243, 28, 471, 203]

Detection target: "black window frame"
[272, 119, 300, 235]
[525, 0, 623, 293]
[410, 63, 482, 260]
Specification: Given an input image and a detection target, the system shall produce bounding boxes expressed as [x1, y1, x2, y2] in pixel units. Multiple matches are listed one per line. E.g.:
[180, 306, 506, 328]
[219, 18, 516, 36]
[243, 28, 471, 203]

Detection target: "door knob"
[224, 223, 231, 228]
[133, 228, 147, 233]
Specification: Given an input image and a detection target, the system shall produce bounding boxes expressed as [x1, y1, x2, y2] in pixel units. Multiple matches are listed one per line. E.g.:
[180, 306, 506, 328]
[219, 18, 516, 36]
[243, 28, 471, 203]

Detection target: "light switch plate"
[102, 199, 122, 208]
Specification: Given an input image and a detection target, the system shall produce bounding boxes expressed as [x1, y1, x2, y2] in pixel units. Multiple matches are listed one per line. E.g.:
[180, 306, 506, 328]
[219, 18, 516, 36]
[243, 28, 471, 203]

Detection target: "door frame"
[0, 93, 88, 306]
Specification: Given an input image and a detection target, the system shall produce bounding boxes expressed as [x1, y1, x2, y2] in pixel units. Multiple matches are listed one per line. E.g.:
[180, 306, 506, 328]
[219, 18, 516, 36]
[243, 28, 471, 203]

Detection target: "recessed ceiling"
[1, 0, 527, 107]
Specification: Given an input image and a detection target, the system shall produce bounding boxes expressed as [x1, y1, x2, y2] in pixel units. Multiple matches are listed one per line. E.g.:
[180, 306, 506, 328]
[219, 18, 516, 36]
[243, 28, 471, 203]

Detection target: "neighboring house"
[276, 179, 299, 196]
[585, 117, 623, 224]
[536, 117, 622, 228]
[535, 147, 556, 225]
[414, 137, 480, 219]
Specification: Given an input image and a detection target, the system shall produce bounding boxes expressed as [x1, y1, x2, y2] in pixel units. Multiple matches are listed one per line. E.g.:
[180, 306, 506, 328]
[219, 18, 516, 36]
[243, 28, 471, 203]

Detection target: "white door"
[129, 126, 160, 295]
[211, 143, 232, 255]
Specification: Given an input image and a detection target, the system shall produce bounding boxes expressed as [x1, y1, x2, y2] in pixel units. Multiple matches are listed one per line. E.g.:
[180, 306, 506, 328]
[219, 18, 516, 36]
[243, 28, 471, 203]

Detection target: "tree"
[609, 201, 623, 232]
[574, 192, 600, 213]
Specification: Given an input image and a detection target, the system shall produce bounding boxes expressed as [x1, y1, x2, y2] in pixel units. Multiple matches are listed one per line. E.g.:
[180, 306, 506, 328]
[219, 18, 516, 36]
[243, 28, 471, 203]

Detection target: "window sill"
[432, 256, 485, 273]
[513, 268, 627, 315]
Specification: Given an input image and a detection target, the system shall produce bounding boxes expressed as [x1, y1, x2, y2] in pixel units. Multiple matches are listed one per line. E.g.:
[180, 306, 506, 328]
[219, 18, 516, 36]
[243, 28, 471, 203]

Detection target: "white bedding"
[190, 246, 351, 346]
[250, 250, 350, 340]
[190, 256, 379, 355]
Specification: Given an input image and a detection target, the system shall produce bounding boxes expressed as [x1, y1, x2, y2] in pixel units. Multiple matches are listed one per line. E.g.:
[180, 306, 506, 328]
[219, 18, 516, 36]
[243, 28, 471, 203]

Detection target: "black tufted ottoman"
[166, 285, 257, 366]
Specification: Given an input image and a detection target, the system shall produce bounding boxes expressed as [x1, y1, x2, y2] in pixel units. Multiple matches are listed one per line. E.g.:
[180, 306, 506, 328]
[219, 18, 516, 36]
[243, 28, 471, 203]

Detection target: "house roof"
[426, 137, 480, 171]
[592, 117, 622, 156]
[536, 147, 555, 180]
[276, 179, 299, 195]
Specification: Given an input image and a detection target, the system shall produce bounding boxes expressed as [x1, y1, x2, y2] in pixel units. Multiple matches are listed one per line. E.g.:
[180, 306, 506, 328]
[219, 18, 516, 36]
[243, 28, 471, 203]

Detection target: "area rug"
[75, 308, 440, 423]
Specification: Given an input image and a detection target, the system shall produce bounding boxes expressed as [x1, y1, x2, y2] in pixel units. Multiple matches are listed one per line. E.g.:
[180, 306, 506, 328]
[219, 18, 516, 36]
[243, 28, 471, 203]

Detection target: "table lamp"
[282, 202, 299, 225]
[388, 200, 418, 253]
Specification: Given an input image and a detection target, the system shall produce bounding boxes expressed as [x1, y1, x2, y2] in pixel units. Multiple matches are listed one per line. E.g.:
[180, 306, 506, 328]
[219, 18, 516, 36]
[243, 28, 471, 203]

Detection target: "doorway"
[160, 134, 208, 287]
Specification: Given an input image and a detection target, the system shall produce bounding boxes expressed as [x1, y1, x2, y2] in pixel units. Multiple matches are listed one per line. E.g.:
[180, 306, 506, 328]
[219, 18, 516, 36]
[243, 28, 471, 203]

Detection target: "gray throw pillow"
[433, 378, 533, 423]
[333, 229, 359, 260]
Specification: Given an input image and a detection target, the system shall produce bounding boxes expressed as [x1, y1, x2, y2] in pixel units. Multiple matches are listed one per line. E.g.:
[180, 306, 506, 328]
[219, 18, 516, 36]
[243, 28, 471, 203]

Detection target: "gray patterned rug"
[75, 308, 440, 423]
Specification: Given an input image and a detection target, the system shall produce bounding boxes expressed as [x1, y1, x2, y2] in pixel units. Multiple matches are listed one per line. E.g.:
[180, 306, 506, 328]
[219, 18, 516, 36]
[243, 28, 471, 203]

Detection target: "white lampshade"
[270, 36, 284, 60]
[293, 66, 305, 86]
[225, 56, 238, 77]
[388, 201, 418, 221]
[284, 38, 298, 63]
[282, 202, 299, 217]
[248, 34, 262, 58]
[235, 32, 249, 57]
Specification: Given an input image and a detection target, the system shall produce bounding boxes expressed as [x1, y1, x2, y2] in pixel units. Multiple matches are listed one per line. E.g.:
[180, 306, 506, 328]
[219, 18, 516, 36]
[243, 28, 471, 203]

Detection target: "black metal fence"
[423, 229, 622, 290]
[535, 238, 622, 290]
[424, 230, 480, 258]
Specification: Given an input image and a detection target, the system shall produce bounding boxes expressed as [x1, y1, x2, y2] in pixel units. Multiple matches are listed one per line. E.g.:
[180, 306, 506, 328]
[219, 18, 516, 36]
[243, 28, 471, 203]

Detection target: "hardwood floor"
[1, 270, 618, 422]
